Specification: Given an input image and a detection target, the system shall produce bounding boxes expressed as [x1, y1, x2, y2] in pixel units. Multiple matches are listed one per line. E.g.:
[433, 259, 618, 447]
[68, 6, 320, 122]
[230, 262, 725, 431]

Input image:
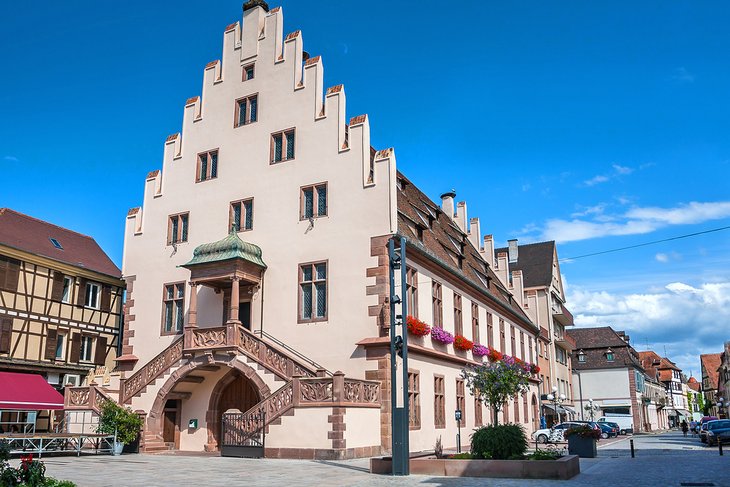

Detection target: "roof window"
[49, 238, 63, 250]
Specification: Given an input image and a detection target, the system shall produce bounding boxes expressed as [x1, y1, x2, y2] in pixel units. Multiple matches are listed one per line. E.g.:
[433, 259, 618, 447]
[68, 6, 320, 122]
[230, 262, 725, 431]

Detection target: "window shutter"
[51, 272, 65, 301]
[69, 333, 81, 362]
[0, 258, 20, 292]
[0, 318, 13, 353]
[76, 279, 87, 307]
[94, 336, 108, 365]
[44, 329, 58, 360]
[100, 285, 112, 312]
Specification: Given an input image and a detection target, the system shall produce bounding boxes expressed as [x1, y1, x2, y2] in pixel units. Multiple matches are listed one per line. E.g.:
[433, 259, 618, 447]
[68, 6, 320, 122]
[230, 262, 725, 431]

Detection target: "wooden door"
[219, 374, 259, 415]
[163, 411, 176, 443]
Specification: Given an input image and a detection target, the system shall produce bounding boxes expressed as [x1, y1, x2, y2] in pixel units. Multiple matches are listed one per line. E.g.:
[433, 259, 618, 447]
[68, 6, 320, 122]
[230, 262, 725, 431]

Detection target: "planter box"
[567, 436, 597, 458]
[370, 455, 580, 480]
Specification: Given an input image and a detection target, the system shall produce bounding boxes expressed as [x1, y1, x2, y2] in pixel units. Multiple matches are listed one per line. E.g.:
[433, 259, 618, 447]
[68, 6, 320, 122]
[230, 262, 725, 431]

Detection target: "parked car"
[532, 422, 583, 444]
[705, 420, 730, 446]
[597, 415, 633, 435]
[699, 421, 714, 443]
[597, 422, 619, 439]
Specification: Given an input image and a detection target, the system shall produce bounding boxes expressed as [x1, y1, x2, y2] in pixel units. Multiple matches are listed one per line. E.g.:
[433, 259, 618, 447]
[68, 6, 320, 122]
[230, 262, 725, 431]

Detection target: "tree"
[462, 357, 532, 425]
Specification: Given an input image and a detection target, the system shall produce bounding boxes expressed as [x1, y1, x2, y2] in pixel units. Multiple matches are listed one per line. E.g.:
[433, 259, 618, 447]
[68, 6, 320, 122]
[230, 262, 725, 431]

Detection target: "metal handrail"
[253, 329, 332, 376]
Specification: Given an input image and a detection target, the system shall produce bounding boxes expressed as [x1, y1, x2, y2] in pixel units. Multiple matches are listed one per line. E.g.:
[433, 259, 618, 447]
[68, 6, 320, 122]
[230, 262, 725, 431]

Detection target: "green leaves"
[461, 361, 531, 423]
[96, 400, 144, 445]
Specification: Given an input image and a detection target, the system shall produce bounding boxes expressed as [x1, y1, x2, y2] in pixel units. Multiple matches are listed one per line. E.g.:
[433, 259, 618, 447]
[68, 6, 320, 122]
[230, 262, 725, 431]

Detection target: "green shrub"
[470, 423, 528, 460]
[97, 400, 143, 445]
[448, 452, 473, 459]
[528, 449, 563, 461]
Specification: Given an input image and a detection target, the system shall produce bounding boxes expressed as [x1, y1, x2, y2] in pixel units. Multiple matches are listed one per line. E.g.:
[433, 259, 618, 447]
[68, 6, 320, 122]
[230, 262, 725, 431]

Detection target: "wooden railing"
[120, 337, 184, 404]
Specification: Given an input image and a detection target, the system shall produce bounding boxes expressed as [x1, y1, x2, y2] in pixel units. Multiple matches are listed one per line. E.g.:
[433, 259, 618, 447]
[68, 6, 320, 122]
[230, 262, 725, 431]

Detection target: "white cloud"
[582, 164, 635, 187]
[535, 200, 730, 243]
[3, 155, 18, 162]
[671, 67, 695, 84]
[567, 280, 730, 373]
[612, 164, 633, 175]
[655, 253, 669, 263]
[584, 175, 609, 186]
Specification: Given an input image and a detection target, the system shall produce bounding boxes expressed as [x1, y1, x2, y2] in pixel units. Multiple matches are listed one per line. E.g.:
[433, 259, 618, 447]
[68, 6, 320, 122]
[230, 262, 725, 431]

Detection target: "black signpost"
[388, 237, 409, 475]
[455, 409, 462, 454]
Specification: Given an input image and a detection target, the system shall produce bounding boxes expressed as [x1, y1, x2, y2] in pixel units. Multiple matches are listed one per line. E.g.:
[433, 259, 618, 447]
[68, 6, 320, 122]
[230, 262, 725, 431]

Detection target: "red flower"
[406, 316, 431, 336]
[487, 349, 503, 362]
[533, 365, 540, 374]
[454, 335, 474, 351]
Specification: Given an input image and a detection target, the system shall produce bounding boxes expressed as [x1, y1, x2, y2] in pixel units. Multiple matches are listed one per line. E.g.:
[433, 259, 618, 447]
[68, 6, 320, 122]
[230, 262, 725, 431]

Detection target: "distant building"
[0, 209, 124, 429]
[568, 327, 644, 433]
[638, 351, 688, 427]
[718, 343, 730, 419]
[640, 358, 670, 431]
[492, 241, 576, 426]
[701, 353, 722, 416]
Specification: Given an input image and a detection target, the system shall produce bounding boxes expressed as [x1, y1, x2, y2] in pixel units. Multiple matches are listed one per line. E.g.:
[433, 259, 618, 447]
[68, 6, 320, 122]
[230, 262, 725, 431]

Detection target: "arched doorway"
[208, 370, 261, 450]
[532, 394, 539, 431]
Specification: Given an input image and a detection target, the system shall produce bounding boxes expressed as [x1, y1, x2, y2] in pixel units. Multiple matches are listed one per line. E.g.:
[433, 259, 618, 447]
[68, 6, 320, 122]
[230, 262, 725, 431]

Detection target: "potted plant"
[406, 316, 431, 336]
[564, 425, 599, 458]
[472, 344, 489, 357]
[454, 335, 473, 352]
[431, 327, 454, 345]
[97, 400, 144, 456]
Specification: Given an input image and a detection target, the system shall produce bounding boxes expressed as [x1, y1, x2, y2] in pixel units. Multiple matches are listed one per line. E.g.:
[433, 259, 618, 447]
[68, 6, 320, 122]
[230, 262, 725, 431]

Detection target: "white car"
[532, 422, 584, 444]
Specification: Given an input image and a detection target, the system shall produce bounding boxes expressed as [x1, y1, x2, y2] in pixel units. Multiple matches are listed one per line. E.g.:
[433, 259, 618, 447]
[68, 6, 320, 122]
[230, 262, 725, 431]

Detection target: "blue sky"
[1, 1, 728, 374]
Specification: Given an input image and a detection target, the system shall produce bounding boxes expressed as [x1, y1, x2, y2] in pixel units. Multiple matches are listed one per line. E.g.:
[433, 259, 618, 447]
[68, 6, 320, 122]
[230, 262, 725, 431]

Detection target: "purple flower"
[431, 327, 455, 344]
[472, 344, 489, 356]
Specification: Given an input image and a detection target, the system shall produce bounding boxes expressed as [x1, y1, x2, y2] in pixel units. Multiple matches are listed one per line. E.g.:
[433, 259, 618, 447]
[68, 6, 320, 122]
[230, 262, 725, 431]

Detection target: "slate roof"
[701, 353, 722, 390]
[0, 208, 121, 278]
[395, 172, 533, 329]
[494, 241, 555, 288]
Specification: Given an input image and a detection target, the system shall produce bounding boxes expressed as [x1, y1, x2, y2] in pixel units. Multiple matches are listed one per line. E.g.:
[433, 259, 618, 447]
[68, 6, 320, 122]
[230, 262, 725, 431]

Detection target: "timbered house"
[0, 208, 124, 393]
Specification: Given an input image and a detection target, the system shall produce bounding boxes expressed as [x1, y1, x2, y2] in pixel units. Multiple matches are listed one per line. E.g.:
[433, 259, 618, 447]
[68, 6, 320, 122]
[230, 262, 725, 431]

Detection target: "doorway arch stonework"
[146, 354, 270, 451]
[205, 369, 261, 451]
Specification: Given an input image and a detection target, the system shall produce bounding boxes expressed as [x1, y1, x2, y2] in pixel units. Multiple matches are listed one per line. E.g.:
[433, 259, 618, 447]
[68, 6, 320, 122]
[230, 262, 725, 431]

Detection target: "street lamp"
[718, 397, 727, 419]
[547, 385, 567, 424]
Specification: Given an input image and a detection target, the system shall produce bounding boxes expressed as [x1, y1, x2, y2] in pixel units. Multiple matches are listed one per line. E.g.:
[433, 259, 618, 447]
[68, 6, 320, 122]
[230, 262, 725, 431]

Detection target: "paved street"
[37, 431, 728, 487]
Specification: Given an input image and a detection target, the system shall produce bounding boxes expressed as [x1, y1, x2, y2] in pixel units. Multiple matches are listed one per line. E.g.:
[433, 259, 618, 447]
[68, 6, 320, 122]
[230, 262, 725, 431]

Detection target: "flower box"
[406, 316, 431, 336]
[431, 327, 454, 344]
[472, 344, 489, 357]
[454, 335, 474, 351]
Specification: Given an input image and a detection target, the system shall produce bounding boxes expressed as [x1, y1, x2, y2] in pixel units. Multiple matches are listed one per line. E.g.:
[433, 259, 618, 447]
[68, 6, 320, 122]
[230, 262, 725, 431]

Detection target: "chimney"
[508, 239, 519, 264]
[455, 201, 467, 232]
[440, 190, 456, 220]
[243, 0, 269, 12]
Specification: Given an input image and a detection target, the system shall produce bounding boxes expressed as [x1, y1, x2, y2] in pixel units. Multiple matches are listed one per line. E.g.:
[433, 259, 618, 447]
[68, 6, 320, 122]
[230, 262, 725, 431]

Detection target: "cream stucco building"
[66, 1, 542, 459]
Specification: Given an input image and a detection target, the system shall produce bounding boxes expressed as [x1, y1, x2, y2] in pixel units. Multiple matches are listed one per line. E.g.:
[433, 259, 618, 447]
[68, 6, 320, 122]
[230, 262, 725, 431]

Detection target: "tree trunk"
[493, 406, 499, 425]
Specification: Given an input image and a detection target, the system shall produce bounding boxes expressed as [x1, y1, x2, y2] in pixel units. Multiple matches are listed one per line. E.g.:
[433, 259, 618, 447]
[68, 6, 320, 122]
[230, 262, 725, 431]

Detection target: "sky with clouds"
[1, 1, 728, 375]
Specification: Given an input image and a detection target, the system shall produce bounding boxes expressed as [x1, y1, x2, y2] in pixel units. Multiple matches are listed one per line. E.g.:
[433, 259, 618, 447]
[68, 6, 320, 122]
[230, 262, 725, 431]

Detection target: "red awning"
[0, 372, 65, 410]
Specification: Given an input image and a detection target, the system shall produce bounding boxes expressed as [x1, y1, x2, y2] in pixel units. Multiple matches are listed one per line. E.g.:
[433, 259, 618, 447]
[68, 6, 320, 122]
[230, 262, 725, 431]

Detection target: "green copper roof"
[182, 231, 266, 268]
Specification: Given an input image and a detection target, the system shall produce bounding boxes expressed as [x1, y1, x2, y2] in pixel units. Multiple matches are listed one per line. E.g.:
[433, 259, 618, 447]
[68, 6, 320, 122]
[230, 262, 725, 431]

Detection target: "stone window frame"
[434, 374, 445, 429]
[161, 281, 186, 336]
[270, 128, 296, 163]
[405, 267, 418, 319]
[297, 260, 328, 324]
[431, 281, 442, 328]
[167, 212, 190, 245]
[235, 93, 259, 128]
[486, 312, 494, 348]
[456, 378, 466, 425]
[471, 302, 479, 344]
[453, 293, 463, 336]
[230, 198, 254, 232]
[196, 149, 219, 183]
[242, 63, 255, 81]
[299, 182, 327, 220]
[408, 369, 421, 430]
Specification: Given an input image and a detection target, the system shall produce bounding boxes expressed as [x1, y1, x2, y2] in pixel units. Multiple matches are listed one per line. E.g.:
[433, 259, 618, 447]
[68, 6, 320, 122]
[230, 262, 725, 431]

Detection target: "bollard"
[720, 441, 723, 456]
[630, 439, 635, 458]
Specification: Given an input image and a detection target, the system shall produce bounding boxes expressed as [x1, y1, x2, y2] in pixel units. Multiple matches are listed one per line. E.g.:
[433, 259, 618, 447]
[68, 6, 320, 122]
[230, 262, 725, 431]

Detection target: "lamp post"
[546, 385, 566, 425]
[585, 398, 599, 421]
[718, 397, 727, 419]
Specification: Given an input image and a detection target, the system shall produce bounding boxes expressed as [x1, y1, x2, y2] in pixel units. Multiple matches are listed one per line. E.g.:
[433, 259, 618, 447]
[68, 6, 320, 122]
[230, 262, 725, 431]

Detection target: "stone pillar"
[188, 282, 198, 328]
[228, 277, 241, 324]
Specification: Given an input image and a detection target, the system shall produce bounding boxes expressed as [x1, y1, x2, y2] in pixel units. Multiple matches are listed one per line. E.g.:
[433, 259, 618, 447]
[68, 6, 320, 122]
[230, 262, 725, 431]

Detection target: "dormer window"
[49, 238, 63, 250]
[577, 349, 586, 363]
[606, 348, 615, 362]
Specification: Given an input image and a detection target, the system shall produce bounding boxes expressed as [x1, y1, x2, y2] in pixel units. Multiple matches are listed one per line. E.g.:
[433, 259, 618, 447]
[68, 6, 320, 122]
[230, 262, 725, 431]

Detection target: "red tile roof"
[304, 56, 321, 66]
[349, 115, 367, 126]
[701, 353, 722, 390]
[185, 96, 199, 105]
[224, 22, 237, 32]
[0, 208, 121, 278]
[326, 85, 343, 95]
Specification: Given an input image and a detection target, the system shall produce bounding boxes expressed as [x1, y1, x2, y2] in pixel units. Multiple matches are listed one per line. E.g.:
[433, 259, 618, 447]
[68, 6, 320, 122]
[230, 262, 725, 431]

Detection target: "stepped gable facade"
[106, 2, 541, 458]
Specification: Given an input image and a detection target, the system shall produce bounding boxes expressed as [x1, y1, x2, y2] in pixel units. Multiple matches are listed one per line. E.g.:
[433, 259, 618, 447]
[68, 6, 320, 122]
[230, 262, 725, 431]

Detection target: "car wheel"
[601, 432, 608, 439]
[620, 429, 626, 435]
[537, 434, 548, 444]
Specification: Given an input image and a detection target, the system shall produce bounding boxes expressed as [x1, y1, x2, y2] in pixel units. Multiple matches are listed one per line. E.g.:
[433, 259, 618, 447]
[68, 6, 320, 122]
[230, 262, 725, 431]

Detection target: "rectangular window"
[432, 281, 442, 327]
[55, 333, 65, 360]
[85, 282, 100, 309]
[453, 293, 463, 336]
[434, 375, 445, 428]
[243, 63, 255, 81]
[235, 94, 258, 127]
[510, 326, 516, 355]
[528, 337, 534, 363]
[79, 336, 93, 362]
[456, 378, 466, 425]
[406, 267, 418, 318]
[471, 302, 479, 344]
[230, 199, 254, 232]
[163, 282, 185, 334]
[196, 150, 219, 182]
[168, 213, 189, 245]
[520, 331, 525, 360]
[408, 370, 420, 429]
[486, 313, 493, 348]
[474, 398, 483, 426]
[61, 276, 73, 304]
[300, 183, 327, 219]
[299, 262, 327, 322]
[499, 319, 506, 352]
[271, 129, 295, 163]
